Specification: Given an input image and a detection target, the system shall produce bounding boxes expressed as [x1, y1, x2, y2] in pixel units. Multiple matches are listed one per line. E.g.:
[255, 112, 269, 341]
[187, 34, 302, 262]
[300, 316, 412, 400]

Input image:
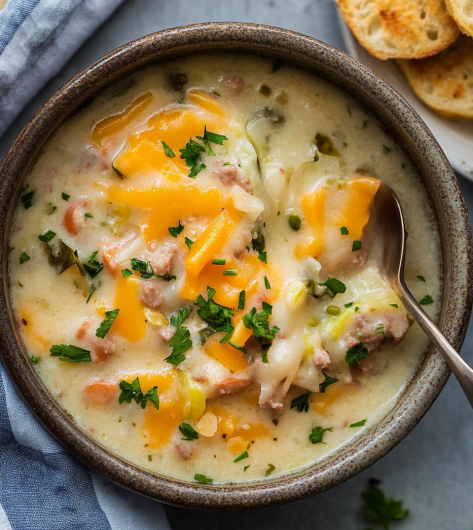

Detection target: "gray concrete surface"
[1, 1, 472, 528]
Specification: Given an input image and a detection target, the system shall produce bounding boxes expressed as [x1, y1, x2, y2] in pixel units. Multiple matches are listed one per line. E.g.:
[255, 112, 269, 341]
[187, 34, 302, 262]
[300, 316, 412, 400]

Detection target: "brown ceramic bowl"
[0, 22, 472, 510]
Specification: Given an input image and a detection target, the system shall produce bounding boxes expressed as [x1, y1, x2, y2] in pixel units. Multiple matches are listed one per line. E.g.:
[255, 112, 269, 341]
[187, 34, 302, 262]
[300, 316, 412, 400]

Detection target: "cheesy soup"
[9, 54, 440, 484]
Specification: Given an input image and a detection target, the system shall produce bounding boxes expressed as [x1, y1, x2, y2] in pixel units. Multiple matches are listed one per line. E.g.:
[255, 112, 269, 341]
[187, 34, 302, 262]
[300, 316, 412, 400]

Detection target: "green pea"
[288, 214, 302, 231]
[308, 317, 319, 327]
[326, 305, 340, 316]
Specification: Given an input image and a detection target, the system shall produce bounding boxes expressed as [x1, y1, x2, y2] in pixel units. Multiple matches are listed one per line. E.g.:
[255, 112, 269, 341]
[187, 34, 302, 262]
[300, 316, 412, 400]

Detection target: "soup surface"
[9, 54, 440, 484]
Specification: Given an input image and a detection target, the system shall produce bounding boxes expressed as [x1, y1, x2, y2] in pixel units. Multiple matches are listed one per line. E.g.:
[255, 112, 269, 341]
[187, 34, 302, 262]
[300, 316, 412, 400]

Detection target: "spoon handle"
[396, 282, 473, 409]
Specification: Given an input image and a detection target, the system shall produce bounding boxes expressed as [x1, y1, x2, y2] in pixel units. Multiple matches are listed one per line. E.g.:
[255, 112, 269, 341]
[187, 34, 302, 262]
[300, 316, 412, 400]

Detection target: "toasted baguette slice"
[397, 35, 473, 119]
[337, 0, 460, 60]
[446, 0, 473, 37]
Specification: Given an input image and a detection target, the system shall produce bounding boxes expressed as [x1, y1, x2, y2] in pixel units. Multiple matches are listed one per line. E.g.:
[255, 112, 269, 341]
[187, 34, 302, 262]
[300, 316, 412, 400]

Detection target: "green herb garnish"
[350, 419, 367, 427]
[161, 141, 175, 158]
[38, 230, 56, 243]
[238, 290, 246, 311]
[257, 250, 267, 263]
[352, 240, 362, 252]
[382, 145, 392, 154]
[309, 426, 333, 444]
[345, 344, 369, 365]
[318, 276, 346, 298]
[229, 341, 247, 354]
[264, 276, 271, 289]
[417, 275, 426, 282]
[86, 283, 97, 304]
[233, 451, 249, 463]
[168, 220, 184, 237]
[121, 269, 132, 278]
[340, 226, 349, 235]
[265, 464, 276, 477]
[212, 258, 226, 265]
[50, 344, 92, 363]
[118, 377, 159, 409]
[362, 484, 409, 529]
[21, 190, 35, 209]
[375, 323, 385, 334]
[29, 355, 40, 364]
[83, 251, 103, 278]
[345, 302, 354, 308]
[62, 192, 70, 201]
[223, 269, 237, 276]
[194, 474, 213, 484]
[185, 237, 194, 250]
[242, 305, 279, 343]
[95, 309, 120, 338]
[165, 307, 193, 366]
[320, 370, 338, 393]
[419, 295, 433, 305]
[179, 423, 199, 441]
[84, 213, 93, 218]
[290, 392, 310, 412]
[389, 304, 398, 309]
[19, 252, 30, 264]
[195, 287, 234, 341]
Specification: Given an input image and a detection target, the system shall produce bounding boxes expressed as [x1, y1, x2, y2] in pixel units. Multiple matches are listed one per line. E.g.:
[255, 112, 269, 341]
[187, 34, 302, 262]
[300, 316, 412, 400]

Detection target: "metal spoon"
[370, 183, 473, 407]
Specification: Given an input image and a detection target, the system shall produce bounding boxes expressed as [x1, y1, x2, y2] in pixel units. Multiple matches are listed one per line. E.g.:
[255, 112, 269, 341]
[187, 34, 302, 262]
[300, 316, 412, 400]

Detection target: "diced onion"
[195, 411, 218, 437]
[286, 280, 307, 309]
[230, 186, 265, 222]
[143, 307, 168, 327]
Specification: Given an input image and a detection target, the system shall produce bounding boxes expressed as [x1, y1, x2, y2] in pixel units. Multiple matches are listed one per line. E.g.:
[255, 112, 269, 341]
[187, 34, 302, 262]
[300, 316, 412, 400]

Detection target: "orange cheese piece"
[91, 92, 153, 145]
[312, 383, 360, 415]
[112, 274, 145, 342]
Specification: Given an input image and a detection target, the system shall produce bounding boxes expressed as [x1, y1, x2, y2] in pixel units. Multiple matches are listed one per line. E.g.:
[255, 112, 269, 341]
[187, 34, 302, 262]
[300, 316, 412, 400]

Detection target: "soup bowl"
[0, 23, 471, 509]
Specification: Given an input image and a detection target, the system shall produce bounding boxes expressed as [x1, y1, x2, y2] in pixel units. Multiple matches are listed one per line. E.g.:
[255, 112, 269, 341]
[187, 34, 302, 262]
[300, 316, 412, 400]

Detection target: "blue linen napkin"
[0, 0, 123, 137]
[0, 1, 172, 528]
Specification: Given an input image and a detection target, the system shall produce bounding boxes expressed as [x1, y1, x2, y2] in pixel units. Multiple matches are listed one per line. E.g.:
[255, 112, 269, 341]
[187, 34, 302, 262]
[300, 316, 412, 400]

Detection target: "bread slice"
[445, 0, 473, 37]
[336, 0, 460, 60]
[397, 35, 473, 119]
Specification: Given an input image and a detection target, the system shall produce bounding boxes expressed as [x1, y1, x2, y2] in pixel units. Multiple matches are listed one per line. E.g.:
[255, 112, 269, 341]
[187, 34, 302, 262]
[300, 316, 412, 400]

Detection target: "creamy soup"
[9, 54, 440, 484]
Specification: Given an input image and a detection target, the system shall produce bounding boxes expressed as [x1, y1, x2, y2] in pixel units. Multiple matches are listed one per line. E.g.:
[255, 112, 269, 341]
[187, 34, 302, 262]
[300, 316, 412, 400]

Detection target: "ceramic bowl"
[0, 23, 472, 510]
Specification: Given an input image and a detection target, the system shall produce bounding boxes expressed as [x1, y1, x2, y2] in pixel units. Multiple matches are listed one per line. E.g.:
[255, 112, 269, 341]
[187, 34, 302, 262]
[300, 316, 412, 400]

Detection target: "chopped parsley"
[345, 344, 369, 365]
[355, 306, 360, 312]
[161, 141, 175, 158]
[83, 250, 103, 278]
[185, 237, 194, 250]
[179, 423, 199, 441]
[95, 309, 120, 338]
[244, 465, 250, 472]
[168, 220, 184, 237]
[345, 302, 354, 308]
[212, 258, 226, 265]
[118, 377, 159, 410]
[318, 276, 347, 298]
[84, 213, 93, 218]
[262, 351, 269, 363]
[389, 304, 398, 309]
[375, 323, 385, 334]
[194, 474, 213, 484]
[290, 392, 310, 412]
[131, 258, 153, 279]
[38, 230, 56, 243]
[29, 355, 40, 364]
[340, 226, 349, 235]
[319, 370, 338, 393]
[352, 240, 362, 252]
[62, 192, 70, 201]
[233, 451, 249, 463]
[382, 145, 392, 154]
[86, 283, 97, 304]
[222, 161, 230, 166]
[242, 304, 279, 344]
[265, 464, 276, 477]
[50, 344, 92, 363]
[257, 250, 267, 263]
[419, 295, 433, 305]
[223, 269, 237, 276]
[165, 307, 193, 366]
[19, 252, 30, 264]
[238, 290, 246, 311]
[362, 483, 409, 528]
[417, 275, 426, 282]
[350, 419, 367, 427]
[309, 426, 333, 444]
[264, 276, 271, 289]
[195, 287, 234, 341]
[21, 190, 35, 209]
[179, 126, 228, 178]
[229, 341, 247, 354]
[121, 269, 132, 278]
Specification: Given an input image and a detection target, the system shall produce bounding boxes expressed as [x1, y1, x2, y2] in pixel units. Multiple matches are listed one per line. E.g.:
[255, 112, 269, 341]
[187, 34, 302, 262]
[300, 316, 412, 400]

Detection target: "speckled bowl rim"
[0, 23, 472, 510]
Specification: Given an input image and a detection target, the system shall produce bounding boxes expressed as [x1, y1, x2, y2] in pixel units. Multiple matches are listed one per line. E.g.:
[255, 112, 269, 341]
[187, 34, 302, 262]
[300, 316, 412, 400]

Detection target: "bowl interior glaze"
[0, 23, 471, 510]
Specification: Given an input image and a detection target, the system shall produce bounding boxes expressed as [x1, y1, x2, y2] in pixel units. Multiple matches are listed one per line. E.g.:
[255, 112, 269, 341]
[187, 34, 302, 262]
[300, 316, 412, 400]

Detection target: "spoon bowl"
[371, 183, 473, 408]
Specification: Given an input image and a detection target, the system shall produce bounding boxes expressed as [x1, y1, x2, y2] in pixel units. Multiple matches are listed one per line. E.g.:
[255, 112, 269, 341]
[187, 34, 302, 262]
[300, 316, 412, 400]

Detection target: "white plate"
[336, 10, 473, 178]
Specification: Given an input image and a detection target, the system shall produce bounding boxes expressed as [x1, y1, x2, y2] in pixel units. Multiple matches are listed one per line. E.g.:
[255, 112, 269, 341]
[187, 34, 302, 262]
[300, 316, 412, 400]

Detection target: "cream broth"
[9, 54, 440, 484]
